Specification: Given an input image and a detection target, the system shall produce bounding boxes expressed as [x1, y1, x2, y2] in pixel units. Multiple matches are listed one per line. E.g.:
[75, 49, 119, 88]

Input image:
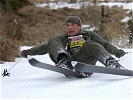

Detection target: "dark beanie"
[65, 16, 81, 26]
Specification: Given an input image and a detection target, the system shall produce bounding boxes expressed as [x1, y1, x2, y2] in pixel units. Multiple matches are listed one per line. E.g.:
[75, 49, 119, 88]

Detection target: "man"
[21, 16, 126, 77]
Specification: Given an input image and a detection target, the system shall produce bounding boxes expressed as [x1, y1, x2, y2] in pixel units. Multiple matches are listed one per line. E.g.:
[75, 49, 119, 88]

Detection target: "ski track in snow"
[1, 47, 133, 100]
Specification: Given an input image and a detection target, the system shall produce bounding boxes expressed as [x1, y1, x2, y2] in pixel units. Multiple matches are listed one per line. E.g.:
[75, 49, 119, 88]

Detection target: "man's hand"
[114, 49, 126, 58]
[21, 50, 32, 58]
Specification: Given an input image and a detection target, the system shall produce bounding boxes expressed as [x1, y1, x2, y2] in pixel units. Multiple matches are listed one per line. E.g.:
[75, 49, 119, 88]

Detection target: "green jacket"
[28, 30, 118, 62]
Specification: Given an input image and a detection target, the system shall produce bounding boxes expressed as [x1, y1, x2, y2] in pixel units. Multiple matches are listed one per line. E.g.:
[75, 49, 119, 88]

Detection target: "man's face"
[65, 22, 81, 36]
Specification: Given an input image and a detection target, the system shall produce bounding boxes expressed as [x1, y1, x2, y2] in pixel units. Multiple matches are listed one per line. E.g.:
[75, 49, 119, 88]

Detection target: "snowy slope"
[1, 47, 133, 100]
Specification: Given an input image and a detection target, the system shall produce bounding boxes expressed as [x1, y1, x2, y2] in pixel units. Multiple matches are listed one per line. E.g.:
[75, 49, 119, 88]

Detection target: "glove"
[114, 49, 126, 58]
[21, 49, 32, 58]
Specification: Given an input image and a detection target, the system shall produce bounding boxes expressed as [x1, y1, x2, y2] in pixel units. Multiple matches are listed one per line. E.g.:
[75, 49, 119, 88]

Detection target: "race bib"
[68, 35, 85, 48]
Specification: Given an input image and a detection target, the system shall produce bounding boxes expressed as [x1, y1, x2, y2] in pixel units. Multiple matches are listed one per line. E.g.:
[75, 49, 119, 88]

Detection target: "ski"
[28, 58, 133, 77]
[72, 61, 133, 76]
[28, 58, 85, 78]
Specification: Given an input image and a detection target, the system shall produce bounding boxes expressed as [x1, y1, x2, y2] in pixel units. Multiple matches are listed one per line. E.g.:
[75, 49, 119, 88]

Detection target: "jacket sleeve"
[28, 43, 49, 55]
[89, 31, 118, 55]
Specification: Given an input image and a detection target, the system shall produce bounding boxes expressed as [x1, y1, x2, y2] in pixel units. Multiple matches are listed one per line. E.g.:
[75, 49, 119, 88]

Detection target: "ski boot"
[106, 58, 125, 69]
[57, 57, 92, 78]
[57, 57, 74, 70]
[57, 57, 76, 78]
[98, 52, 125, 69]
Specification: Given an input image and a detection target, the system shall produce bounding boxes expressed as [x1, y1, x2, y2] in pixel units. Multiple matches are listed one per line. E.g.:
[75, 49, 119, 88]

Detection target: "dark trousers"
[48, 37, 111, 65]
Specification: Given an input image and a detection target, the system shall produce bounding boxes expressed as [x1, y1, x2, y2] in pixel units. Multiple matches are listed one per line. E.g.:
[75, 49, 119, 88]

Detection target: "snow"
[121, 16, 132, 22]
[35, 2, 82, 9]
[99, 2, 133, 10]
[35, 1, 133, 11]
[1, 47, 133, 100]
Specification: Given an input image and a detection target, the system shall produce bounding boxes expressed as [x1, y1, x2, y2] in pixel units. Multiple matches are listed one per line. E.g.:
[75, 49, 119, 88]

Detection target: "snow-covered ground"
[1, 46, 133, 100]
[35, 1, 133, 10]
[99, 2, 133, 10]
